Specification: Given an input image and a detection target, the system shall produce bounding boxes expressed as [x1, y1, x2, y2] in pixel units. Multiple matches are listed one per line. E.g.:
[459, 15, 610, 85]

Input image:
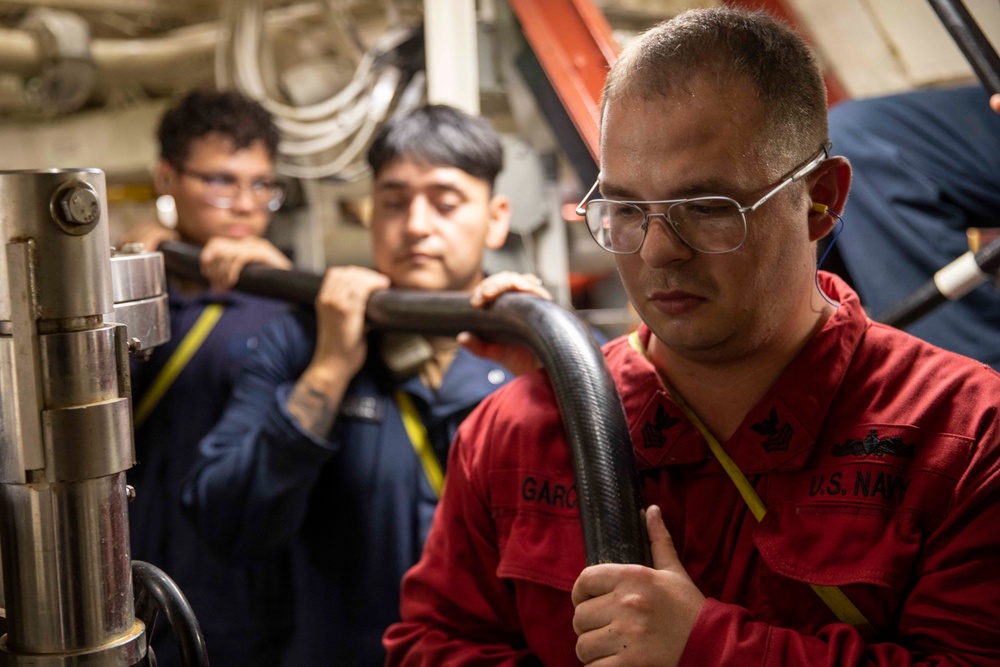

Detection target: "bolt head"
[58, 187, 100, 225]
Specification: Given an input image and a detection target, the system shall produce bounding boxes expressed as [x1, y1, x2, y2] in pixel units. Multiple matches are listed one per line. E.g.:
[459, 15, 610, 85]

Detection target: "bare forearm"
[286, 364, 351, 438]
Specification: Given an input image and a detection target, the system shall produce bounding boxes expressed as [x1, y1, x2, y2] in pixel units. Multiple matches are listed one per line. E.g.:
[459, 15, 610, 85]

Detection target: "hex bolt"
[56, 186, 100, 226]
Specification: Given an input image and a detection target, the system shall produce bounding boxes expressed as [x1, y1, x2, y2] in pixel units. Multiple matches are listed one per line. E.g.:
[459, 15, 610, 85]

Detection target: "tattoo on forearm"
[287, 380, 339, 438]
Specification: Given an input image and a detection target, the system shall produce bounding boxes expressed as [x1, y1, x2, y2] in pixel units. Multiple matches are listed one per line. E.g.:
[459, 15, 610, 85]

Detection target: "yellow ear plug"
[811, 202, 829, 213]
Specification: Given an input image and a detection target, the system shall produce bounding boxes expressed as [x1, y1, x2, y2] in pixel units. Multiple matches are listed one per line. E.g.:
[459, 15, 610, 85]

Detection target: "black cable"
[132, 560, 209, 667]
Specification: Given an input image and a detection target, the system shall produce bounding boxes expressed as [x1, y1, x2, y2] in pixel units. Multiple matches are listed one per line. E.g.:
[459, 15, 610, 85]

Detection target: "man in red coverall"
[383, 6, 1000, 667]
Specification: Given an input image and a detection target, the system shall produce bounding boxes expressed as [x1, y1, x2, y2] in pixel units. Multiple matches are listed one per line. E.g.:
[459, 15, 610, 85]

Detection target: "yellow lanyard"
[134, 304, 225, 429]
[394, 390, 444, 498]
[628, 331, 875, 639]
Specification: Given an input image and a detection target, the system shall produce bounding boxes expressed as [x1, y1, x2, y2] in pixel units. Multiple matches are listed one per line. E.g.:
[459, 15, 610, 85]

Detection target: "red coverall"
[384, 276, 1000, 666]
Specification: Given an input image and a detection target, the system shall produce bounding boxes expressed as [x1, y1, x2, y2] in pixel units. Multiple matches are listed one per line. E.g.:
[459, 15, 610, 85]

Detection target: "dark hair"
[157, 89, 280, 167]
[602, 7, 828, 159]
[366, 105, 504, 189]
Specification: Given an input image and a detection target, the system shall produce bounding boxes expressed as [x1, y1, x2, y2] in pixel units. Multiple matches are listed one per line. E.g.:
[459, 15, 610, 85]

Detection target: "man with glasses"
[385, 8, 1000, 667]
[124, 89, 294, 667]
[578, 142, 830, 256]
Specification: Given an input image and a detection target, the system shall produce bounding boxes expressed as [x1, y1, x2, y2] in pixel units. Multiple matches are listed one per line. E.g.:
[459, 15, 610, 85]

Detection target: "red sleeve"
[383, 398, 540, 666]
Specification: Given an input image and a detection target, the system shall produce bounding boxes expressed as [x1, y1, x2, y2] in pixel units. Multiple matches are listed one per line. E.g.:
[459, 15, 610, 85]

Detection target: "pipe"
[0, 3, 326, 84]
[926, 0, 1000, 96]
[158, 241, 649, 566]
[0, 29, 41, 76]
[876, 236, 1000, 329]
[0, 169, 146, 664]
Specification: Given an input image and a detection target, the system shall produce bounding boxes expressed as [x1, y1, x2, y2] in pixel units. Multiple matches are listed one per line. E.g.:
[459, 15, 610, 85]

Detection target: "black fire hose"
[159, 241, 649, 566]
[926, 0, 1000, 97]
[875, 236, 1000, 329]
[132, 560, 210, 667]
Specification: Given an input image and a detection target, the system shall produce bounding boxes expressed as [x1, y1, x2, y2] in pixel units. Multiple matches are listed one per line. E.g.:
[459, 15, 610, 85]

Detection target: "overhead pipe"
[0, 3, 325, 84]
[159, 240, 649, 566]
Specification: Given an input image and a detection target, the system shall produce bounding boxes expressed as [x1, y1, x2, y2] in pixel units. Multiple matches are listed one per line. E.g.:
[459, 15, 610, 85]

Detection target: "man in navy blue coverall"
[122, 89, 296, 667]
[828, 85, 1000, 368]
[182, 105, 549, 666]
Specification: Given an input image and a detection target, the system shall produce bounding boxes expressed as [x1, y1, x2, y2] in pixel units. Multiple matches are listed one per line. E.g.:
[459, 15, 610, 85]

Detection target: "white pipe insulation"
[0, 2, 325, 85]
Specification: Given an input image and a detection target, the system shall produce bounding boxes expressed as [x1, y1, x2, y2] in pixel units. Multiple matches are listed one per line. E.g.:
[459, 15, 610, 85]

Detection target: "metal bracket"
[3, 240, 45, 482]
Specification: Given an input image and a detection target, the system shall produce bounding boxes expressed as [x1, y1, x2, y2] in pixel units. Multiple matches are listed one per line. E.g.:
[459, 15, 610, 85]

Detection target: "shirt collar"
[621, 272, 868, 474]
[400, 347, 510, 419]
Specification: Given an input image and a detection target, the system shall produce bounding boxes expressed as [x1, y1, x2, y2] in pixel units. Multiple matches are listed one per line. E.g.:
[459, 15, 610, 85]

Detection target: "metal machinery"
[0, 168, 172, 665]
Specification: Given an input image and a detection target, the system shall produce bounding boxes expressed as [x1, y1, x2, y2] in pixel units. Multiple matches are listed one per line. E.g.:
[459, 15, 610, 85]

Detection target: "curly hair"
[157, 89, 280, 167]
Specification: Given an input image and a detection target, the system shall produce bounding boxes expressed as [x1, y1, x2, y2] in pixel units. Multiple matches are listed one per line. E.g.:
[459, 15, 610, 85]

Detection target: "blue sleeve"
[829, 85, 1000, 368]
[181, 310, 340, 561]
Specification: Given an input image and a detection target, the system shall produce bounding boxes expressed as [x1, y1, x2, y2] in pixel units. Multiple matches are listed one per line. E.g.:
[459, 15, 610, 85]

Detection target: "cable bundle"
[216, 0, 426, 180]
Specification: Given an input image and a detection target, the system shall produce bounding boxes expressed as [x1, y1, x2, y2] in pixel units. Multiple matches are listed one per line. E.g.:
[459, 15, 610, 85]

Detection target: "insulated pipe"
[0, 3, 326, 83]
[0, 29, 41, 76]
[159, 241, 649, 566]
[876, 236, 1000, 329]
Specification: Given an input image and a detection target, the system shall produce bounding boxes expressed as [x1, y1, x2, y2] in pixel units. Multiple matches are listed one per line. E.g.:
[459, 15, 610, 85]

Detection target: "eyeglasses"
[177, 166, 286, 212]
[575, 142, 831, 255]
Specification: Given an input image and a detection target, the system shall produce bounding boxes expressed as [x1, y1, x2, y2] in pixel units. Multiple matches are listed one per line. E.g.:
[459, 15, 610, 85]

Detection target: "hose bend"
[132, 560, 209, 667]
[159, 241, 649, 565]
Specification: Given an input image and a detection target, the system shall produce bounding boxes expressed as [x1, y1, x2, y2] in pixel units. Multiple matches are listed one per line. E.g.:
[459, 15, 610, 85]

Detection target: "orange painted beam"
[508, 0, 620, 162]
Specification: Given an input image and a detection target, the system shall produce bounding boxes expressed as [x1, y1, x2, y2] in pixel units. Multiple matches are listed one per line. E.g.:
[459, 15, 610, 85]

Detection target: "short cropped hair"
[158, 89, 280, 167]
[602, 7, 828, 160]
[366, 105, 504, 190]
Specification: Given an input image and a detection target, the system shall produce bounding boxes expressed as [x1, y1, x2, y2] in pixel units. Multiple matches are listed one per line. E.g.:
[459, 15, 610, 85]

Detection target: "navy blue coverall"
[829, 85, 1000, 369]
[182, 308, 513, 666]
[129, 287, 292, 667]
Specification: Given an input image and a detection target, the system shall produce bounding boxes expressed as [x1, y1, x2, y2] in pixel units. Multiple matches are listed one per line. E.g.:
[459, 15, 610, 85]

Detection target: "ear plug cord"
[813, 203, 843, 307]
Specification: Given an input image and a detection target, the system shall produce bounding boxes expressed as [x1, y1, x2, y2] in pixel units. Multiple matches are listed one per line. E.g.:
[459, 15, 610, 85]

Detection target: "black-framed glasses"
[575, 142, 831, 255]
[177, 166, 286, 212]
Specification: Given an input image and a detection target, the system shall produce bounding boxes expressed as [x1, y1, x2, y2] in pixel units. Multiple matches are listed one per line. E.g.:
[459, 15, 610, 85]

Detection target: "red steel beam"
[508, 0, 620, 162]
[509, 0, 847, 165]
